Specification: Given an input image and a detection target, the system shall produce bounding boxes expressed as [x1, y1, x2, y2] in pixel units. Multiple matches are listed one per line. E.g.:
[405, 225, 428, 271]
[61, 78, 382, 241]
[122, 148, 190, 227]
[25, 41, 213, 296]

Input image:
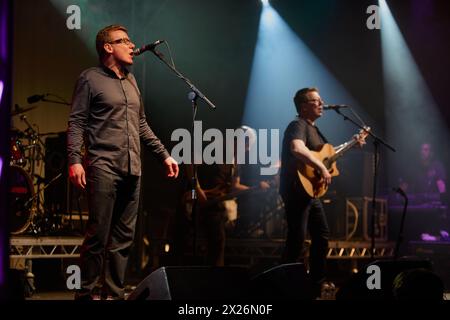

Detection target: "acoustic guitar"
[297, 127, 370, 198]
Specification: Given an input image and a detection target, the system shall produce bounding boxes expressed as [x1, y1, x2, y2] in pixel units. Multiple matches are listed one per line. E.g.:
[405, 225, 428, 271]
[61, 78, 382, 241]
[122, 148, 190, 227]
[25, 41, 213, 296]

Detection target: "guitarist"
[188, 162, 268, 266]
[279, 87, 333, 297]
[180, 127, 271, 266]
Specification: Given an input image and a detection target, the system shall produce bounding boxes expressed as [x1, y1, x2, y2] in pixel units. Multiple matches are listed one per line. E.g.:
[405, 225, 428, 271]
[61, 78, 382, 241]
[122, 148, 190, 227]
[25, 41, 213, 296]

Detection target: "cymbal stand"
[20, 115, 47, 233]
[24, 173, 62, 235]
[20, 114, 45, 171]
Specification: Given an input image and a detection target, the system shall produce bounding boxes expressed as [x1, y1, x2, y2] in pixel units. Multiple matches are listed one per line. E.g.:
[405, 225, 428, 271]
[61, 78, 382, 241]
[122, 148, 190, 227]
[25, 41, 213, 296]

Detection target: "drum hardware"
[10, 95, 71, 236]
[26, 173, 64, 236]
[8, 168, 64, 235]
[9, 104, 46, 169]
[9, 165, 36, 235]
[17, 114, 46, 187]
[10, 103, 62, 235]
[11, 104, 37, 116]
[19, 114, 46, 153]
[23, 174, 62, 210]
[26, 93, 70, 106]
[10, 129, 27, 166]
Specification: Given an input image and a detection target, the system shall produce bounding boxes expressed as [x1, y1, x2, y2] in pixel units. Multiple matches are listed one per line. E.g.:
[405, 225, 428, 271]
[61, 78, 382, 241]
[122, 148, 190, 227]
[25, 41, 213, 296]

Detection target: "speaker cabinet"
[336, 258, 433, 300]
[44, 133, 67, 216]
[249, 263, 313, 300]
[127, 266, 250, 300]
[44, 133, 89, 225]
[409, 241, 450, 290]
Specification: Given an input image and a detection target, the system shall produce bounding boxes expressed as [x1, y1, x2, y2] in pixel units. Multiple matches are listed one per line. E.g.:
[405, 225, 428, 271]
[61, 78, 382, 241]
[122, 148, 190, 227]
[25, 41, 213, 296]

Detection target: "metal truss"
[326, 241, 395, 259]
[9, 236, 394, 261]
[224, 239, 395, 261]
[10, 236, 83, 260]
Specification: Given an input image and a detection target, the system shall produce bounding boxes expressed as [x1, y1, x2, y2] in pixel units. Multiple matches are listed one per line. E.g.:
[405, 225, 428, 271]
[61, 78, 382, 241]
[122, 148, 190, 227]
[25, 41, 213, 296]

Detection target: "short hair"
[293, 87, 319, 115]
[95, 25, 128, 60]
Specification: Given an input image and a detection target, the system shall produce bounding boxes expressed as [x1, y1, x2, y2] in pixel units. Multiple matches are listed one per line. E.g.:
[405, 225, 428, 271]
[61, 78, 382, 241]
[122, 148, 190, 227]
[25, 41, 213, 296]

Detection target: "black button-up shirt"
[67, 66, 170, 176]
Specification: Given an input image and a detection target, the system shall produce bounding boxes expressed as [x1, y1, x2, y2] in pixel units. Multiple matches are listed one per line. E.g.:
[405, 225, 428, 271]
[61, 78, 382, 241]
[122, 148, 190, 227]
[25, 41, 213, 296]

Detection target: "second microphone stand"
[332, 108, 396, 259]
[147, 47, 216, 258]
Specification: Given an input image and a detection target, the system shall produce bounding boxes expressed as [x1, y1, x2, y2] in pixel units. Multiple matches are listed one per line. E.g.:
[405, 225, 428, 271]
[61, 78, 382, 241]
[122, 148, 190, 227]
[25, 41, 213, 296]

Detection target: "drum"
[9, 165, 35, 234]
[10, 130, 26, 166]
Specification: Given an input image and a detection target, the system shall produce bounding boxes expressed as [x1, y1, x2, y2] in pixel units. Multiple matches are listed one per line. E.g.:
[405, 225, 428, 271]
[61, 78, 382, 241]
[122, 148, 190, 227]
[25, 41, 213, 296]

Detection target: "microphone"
[133, 40, 165, 56]
[323, 105, 348, 110]
[27, 94, 47, 104]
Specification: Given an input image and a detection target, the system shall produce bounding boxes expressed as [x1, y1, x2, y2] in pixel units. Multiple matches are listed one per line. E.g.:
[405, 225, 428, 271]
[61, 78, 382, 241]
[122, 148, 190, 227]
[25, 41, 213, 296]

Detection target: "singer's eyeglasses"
[108, 38, 134, 46]
[304, 98, 324, 105]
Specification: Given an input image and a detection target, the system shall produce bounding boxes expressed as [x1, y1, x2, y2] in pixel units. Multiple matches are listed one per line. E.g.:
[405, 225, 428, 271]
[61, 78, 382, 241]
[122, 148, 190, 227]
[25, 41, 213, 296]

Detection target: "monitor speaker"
[127, 266, 250, 300]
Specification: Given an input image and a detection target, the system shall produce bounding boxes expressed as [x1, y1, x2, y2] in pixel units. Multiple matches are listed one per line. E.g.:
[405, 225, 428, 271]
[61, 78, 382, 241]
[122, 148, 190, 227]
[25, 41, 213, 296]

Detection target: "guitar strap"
[314, 125, 329, 144]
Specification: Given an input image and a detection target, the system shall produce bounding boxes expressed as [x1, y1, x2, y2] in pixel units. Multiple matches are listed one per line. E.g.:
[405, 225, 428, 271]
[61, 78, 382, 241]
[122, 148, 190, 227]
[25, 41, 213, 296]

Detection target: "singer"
[67, 24, 179, 300]
[279, 87, 367, 298]
[279, 87, 333, 298]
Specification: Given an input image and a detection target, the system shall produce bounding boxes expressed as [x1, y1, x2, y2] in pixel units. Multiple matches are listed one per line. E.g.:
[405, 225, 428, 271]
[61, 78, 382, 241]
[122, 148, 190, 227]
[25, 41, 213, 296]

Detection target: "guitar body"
[297, 143, 340, 198]
[296, 127, 370, 198]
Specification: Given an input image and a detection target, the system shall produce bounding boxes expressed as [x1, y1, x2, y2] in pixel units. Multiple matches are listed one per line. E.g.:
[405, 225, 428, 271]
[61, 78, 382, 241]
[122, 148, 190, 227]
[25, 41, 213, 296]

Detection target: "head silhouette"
[392, 268, 444, 300]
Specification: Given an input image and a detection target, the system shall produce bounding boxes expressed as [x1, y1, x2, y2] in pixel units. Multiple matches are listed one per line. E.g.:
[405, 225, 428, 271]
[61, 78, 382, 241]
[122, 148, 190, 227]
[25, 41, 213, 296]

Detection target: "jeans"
[281, 182, 330, 283]
[78, 166, 140, 299]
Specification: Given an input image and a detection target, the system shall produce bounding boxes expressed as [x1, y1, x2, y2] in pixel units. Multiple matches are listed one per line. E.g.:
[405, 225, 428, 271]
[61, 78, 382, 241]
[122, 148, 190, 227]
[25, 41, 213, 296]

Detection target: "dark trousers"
[79, 167, 140, 298]
[281, 185, 330, 283]
[202, 207, 226, 267]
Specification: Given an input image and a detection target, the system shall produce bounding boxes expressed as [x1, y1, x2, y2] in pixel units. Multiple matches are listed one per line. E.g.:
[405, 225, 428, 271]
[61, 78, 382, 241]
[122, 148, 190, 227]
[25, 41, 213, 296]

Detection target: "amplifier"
[345, 197, 388, 241]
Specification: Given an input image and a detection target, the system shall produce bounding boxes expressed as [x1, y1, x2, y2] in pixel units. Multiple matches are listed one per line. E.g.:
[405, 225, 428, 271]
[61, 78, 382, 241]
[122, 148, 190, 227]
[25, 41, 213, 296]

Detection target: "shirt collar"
[99, 64, 130, 79]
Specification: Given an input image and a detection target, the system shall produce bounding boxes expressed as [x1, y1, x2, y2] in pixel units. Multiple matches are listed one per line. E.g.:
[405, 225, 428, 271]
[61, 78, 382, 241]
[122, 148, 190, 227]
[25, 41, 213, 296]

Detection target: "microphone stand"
[393, 188, 408, 260]
[189, 92, 200, 257]
[149, 50, 216, 110]
[20, 114, 46, 201]
[147, 48, 217, 258]
[40, 97, 70, 106]
[35, 93, 71, 106]
[332, 108, 396, 259]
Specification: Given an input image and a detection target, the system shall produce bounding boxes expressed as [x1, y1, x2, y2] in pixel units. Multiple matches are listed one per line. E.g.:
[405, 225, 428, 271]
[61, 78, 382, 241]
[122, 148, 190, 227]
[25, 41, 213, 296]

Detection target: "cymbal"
[11, 105, 37, 116]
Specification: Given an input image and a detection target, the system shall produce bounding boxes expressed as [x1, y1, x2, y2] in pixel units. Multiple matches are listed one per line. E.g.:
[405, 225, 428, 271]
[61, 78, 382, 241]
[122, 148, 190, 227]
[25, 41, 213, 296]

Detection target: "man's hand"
[437, 179, 446, 194]
[164, 156, 179, 178]
[355, 135, 367, 148]
[69, 163, 86, 189]
[320, 167, 332, 187]
[259, 181, 271, 191]
[354, 127, 370, 148]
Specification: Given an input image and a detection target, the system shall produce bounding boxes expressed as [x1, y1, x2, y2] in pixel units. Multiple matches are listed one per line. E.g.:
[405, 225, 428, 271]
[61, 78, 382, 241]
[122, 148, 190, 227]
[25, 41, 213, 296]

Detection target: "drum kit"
[9, 104, 64, 235]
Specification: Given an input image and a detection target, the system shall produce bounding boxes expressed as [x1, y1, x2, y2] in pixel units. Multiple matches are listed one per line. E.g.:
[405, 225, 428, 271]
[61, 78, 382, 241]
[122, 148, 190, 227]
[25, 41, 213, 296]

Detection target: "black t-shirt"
[414, 159, 446, 194]
[197, 164, 234, 194]
[279, 117, 328, 196]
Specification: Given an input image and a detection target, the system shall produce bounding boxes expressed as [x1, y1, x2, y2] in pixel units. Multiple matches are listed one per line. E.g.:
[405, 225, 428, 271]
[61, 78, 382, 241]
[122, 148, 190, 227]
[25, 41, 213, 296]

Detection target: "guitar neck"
[329, 138, 358, 163]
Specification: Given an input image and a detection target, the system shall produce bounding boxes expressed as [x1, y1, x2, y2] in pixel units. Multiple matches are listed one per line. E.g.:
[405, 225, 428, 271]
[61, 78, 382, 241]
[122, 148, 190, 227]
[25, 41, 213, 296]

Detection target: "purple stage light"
[0, 0, 11, 293]
[0, 81, 3, 104]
